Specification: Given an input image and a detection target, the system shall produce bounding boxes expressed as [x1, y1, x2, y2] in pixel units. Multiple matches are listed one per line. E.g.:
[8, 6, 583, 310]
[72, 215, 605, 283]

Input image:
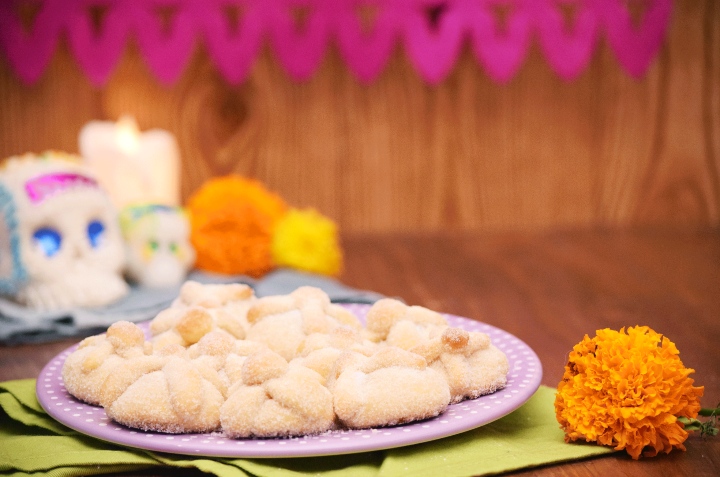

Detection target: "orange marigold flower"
[187, 176, 287, 277]
[555, 326, 704, 460]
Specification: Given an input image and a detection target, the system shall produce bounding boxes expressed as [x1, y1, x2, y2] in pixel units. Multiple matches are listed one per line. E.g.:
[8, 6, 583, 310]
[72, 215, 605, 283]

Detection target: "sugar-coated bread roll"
[221, 350, 335, 437]
[330, 347, 451, 428]
[150, 281, 255, 348]
[245, 286, 362, 360]
[62, 321, 162, 406]
[173, 280, 255, 308]
[106, 356, 224, 433]
[292, 327, 378, 384]
[411, 327, 509, 403]
[364, 298, 447, 343]
[62, 282, 510, 438]
[104, 330, 268, 433]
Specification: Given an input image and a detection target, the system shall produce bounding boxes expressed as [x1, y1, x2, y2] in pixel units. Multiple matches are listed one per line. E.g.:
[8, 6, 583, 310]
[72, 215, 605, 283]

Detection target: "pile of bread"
[62, 281, 509, 438]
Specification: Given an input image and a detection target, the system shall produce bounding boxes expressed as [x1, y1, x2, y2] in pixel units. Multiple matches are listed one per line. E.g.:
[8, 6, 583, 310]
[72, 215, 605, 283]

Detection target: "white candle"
[78, 116, 180, 208]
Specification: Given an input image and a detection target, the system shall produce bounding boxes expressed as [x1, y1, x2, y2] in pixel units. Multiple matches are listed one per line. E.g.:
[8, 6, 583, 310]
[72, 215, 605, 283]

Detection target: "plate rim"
[37, 304, 543, 458]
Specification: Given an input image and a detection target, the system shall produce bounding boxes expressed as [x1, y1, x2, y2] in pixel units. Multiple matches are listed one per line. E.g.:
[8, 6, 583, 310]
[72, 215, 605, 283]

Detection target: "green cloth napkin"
[0, 380, 614, 477]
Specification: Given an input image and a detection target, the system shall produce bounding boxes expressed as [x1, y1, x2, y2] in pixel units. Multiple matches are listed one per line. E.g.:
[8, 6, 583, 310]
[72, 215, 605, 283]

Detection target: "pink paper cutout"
[198, 1, 265, 84]
[468, 0, 534, 84]
[334, 1, 399, 83]
[0, 0, 673, 86]
[265, 0, 333, 81]
[602, 0, 672, 78]
[401, 0, 467, 84]
[534, 0, 600, 81]
[65, 2, 132, 86]
[0, 0, 65, 84]
[131, 1, 198, 86]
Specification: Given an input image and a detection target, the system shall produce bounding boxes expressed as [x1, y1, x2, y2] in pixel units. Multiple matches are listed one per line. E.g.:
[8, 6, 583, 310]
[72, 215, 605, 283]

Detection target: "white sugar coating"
[175, 281, 254, 308]
[363, 298, 448, 342]
[245, 287, 364, 361]
[245, 310, 305, 360]
[60, 283, 514, 441]
[221, 359, 334, 438]
[332, 359, 451, 429]
[292, 347, 345, 384]
[414, 331, 509, 404]
[150, 281, 256, 349]
[106, 358, 224, 433]
[385, 319, 447, 350]
[61, 321, 153, 406]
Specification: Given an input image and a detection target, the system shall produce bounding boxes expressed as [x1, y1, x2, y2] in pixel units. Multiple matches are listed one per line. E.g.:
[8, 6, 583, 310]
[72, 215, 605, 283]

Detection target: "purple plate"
[37, 303, 542, 458]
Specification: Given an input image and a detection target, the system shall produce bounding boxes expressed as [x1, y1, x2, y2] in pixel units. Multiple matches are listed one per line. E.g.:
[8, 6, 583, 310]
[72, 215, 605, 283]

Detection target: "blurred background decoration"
[119, 204, 195, 288]
[0, 0, 718, 234]
[0, 0, 672, 85]
[79, 116, 181, 209]
[0, 152, 129, 311]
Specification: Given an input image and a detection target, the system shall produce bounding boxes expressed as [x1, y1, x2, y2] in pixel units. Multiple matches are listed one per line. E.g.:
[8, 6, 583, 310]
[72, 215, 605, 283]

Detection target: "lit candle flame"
[115, 116, 141, 156]
[79, 115, 180, 207]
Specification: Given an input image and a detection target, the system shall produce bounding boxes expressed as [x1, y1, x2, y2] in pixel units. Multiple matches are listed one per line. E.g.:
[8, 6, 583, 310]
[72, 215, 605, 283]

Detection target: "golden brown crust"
[411, 327, 509, 403]
[175, 308, 214, 344]
[150, 282, 256, 348]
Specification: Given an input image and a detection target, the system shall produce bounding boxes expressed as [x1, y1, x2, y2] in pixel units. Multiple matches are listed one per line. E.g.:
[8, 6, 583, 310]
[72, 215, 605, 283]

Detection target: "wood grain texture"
[341, 230, 720, 476]
[0, 1, 718, 233]
[1, 230, 718, 476]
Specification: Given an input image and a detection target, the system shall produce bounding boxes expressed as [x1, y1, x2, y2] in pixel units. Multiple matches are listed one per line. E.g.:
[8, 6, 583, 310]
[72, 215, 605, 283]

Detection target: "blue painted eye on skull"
[87, 220, 105, 248]
[32, 227, 62, 257]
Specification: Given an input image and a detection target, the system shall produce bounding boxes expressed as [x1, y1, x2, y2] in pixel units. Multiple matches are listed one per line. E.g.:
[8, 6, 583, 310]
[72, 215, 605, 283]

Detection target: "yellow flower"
[271, 208, 342, 276]
[555, 326, 703, 460]
[187, 176, 287, 277]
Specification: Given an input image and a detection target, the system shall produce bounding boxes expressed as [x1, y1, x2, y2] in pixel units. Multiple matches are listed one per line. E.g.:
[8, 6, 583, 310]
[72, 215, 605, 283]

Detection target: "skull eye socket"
[33, 227, 62, 257]
[87, 220, 105, 248]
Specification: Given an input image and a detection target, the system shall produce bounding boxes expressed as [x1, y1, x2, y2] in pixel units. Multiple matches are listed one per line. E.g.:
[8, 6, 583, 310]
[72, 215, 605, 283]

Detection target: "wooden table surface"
[1, 229, 718, 477]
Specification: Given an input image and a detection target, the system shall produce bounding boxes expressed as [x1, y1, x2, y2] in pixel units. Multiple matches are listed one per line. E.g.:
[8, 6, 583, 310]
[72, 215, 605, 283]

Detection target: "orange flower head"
[187, 176, 287, 277]
[555, 326, 703, 459]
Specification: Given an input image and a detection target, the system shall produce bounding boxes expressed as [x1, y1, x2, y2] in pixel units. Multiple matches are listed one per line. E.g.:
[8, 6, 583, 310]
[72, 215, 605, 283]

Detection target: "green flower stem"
[680, 407, 719, 438]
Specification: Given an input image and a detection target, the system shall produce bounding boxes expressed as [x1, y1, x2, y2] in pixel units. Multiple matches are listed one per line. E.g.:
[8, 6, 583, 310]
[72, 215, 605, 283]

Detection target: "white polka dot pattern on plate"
[37, 304, 542, 458]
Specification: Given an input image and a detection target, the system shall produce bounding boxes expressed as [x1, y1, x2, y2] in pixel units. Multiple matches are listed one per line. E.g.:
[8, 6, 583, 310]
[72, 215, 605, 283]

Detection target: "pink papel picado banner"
[0, 0, 673, 86]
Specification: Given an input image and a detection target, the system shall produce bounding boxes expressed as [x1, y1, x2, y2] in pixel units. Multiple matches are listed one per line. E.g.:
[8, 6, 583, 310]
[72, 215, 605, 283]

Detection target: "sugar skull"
[0, 152, 129, 310]
[120, 204, 195, 288]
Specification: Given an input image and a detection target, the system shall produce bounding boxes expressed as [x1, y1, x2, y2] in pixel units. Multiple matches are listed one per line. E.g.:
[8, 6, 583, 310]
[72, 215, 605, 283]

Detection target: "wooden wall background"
[0, 1, 718, 233]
